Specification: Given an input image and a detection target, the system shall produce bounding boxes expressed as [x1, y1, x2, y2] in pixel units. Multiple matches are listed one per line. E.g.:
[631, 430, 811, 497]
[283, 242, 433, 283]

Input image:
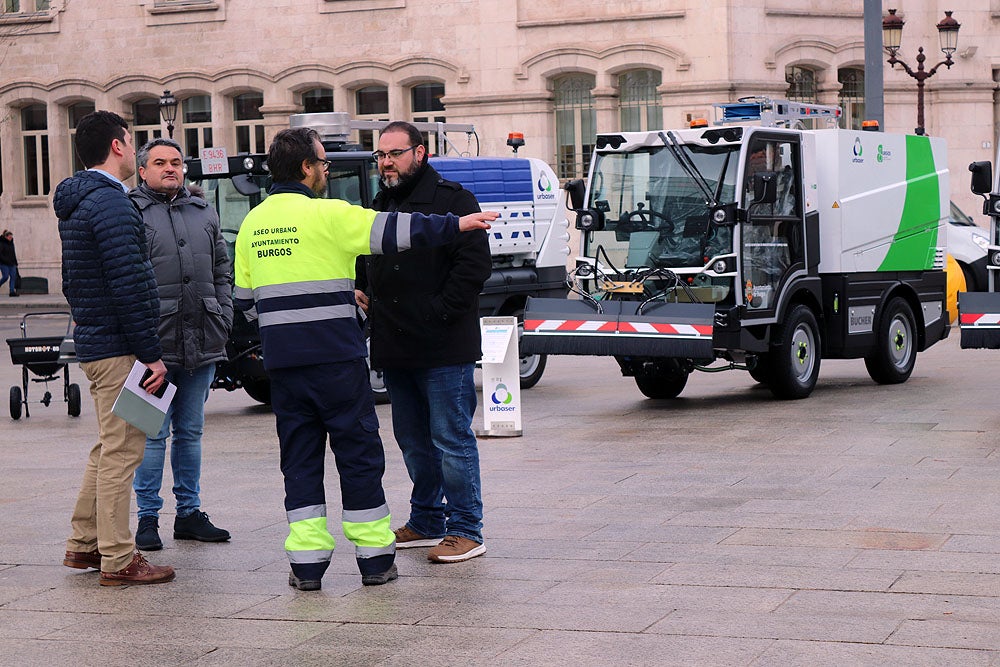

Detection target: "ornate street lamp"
[158, 89, 178, 139]
[882, 9, 960, 136]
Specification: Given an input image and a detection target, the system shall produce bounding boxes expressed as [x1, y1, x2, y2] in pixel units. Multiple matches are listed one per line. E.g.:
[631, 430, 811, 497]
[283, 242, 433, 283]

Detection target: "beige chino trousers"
[65, 355, 146, 572]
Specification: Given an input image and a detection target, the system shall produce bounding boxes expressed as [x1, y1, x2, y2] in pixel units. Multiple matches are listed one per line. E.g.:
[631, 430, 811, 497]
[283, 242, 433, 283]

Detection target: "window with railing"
[411, 82, 445, 154]
[182, 95, 212, 158]
[554, 74, 595, 179]
[233, 92, 264, 154]
[21, 103, 49, 196]
[838, 67, 865, 130]
[785, 66, 818, 103]
[619, 69, 662, 132]
[355, 85, 388, 151]
[68, 101, 95, 173]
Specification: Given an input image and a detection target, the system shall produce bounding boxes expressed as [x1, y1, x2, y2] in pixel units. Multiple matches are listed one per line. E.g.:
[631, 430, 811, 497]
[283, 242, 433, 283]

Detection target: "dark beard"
[378, 158, 428, 205]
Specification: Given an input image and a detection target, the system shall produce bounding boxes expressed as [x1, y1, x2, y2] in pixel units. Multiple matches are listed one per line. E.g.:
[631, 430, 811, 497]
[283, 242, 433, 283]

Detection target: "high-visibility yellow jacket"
[234, 184, 460, 370]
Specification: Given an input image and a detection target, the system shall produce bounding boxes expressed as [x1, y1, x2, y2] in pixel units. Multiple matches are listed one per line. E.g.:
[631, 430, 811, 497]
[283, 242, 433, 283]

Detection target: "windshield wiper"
[659, 131, 718, 208]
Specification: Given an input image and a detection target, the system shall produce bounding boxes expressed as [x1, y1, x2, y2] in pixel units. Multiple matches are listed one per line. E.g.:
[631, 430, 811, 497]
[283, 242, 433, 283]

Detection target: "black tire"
[243, 378, 272, 405]
[767, 304, 821, 400]
[635, 371, 689, 399]
[748, 355, 770, 385]
[67, 383, 81, 417]
[959, 262, 978, 292]
[370, 364, 390, 404]
[10, 385, 22, 420]
[514, 309, 546, 389]
[864, 297, 917, 385]
[365, 335, 390, 404]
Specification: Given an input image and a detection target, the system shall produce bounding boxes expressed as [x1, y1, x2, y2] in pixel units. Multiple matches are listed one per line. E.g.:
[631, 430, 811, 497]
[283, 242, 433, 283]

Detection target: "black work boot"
[135, 516, 163, 551]
[173, 511, 231, 542]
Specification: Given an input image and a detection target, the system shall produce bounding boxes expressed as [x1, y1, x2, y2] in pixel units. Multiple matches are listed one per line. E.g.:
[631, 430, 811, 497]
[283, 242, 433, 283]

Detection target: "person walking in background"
[0, 229, 18, 296]
[233, 127, 495, 591]
[355, 121, 491, 563]
[129, 138, 233, 551]
[55, 110, 174, 586]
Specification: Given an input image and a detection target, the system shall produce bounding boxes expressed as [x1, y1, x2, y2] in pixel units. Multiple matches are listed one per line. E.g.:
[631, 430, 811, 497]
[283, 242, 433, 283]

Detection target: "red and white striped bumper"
[521, 297, 716, 359]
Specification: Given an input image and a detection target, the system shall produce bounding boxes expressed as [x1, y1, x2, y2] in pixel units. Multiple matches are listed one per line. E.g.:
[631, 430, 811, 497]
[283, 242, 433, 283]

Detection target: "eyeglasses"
[313, 158, 331, 169]
[372, 146, 419, 161]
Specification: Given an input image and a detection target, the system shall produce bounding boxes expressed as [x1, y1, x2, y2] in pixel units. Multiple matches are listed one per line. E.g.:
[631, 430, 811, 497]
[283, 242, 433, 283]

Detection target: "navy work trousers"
[269, 359, 394, 579]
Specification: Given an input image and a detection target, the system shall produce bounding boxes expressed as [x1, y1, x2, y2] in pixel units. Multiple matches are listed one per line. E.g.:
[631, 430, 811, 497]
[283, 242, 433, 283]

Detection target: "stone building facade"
[1, 0, 997, 290]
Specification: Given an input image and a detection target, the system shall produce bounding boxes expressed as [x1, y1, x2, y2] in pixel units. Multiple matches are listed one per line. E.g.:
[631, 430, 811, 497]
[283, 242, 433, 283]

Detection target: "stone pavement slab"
[2, 321, 1000, 665]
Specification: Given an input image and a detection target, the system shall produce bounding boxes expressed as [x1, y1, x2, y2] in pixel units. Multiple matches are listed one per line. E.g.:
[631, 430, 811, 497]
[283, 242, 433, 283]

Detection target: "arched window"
[21, 103, 49, 196]
[838, 67, 865, 130]
[182, 95, 213, 159]
[355, 85, 388, 151]
[233, 92, 264, 154]
[785, 66, 818, 103]
[619, 69, 662, 132]
[302, 88, 334, 113]
[68, 101, 95, 173]
[553, 74, 595, 179]
[132, 98, 163, 149]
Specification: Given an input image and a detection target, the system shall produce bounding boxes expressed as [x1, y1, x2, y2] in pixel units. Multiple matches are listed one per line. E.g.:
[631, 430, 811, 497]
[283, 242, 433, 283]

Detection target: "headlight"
[973, 234, 989, 251]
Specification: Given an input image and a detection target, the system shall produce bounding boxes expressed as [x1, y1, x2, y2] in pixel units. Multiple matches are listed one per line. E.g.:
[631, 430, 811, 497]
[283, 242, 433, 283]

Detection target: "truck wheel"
[243, 378, 272, 405]
[10, 386, 22, 420]
[635, 371, 689, 399]
[514, 309, 546, 389]
[369, 364, 390, 404]
[365, 335, 390, 404]
[864, 297, 916, 385]
[67, 383, 81, 417]
[767, 304, 821, 400]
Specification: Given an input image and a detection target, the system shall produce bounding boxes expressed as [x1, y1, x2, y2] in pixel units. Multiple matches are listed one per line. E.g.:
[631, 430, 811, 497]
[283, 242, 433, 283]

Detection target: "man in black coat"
[356, 121, 492, 563]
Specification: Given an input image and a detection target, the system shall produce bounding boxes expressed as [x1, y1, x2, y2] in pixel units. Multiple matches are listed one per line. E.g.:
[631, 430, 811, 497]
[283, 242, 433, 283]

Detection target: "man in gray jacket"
[130, 138, 233, 550]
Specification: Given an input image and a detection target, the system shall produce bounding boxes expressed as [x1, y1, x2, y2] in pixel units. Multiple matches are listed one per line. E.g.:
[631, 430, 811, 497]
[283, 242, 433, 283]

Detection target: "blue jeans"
[0, 264, 16, 294]
[384, 363, 483, 543]
[134, 363, 215, 519]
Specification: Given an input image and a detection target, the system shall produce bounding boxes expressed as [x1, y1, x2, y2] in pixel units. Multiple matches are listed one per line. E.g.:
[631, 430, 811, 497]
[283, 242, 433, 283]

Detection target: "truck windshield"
[192, 163, 377, 260]
[584, 144, 739, 271]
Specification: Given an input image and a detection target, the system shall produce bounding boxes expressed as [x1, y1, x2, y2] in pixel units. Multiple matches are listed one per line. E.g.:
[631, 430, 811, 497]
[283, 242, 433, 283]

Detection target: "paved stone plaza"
[2, 296, 1000, 665]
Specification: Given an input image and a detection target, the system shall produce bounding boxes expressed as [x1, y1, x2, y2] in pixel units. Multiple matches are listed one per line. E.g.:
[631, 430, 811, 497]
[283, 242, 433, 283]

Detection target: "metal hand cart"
[6, 311, 81, 419]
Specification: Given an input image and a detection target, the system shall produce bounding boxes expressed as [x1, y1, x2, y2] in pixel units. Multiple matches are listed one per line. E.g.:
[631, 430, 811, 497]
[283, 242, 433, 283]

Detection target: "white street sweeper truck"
[523, 97, 950, 400]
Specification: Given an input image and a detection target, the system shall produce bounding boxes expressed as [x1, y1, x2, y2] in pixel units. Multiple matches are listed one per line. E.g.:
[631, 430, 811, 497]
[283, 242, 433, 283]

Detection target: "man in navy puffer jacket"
[54, 111, 175, 587]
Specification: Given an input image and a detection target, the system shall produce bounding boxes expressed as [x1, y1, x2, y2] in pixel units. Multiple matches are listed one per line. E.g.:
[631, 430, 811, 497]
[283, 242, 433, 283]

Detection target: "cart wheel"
[67, 383, 81, 417]
[10, 386, 22, 420]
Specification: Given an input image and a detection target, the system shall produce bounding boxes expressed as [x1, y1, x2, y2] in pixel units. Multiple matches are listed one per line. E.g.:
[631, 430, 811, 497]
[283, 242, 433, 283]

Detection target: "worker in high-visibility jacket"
[233, 127, 496, 591]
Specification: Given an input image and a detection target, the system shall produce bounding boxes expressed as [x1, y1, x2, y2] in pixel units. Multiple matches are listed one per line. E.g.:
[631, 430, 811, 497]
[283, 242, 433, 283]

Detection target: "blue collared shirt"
[87, 168, 129, 192]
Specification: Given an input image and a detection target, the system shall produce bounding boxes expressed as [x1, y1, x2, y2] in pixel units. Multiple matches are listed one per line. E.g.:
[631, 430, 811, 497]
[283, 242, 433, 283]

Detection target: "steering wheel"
[619, 205, 671, 232]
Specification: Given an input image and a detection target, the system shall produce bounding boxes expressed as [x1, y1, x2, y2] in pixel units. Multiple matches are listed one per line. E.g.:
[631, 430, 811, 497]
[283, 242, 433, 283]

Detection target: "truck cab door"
[740, 135, 804, 312]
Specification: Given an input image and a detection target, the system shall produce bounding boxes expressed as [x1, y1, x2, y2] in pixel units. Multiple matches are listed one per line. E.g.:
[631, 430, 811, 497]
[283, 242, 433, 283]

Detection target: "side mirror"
[232, 173, 261, 197]
[564, 179, 586, 210]
[970, 161, 993, 196]
[575, 208, 605, 232]
[752, 171, 778, 205]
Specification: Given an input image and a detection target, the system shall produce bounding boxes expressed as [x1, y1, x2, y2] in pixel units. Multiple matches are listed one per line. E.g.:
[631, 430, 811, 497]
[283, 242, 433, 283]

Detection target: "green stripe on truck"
[878, 135, 940, 271]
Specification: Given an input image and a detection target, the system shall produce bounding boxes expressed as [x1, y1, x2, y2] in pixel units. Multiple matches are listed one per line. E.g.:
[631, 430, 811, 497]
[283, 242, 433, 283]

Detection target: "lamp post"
[158, 89, 178, 139]
[882, 9, 960, 136]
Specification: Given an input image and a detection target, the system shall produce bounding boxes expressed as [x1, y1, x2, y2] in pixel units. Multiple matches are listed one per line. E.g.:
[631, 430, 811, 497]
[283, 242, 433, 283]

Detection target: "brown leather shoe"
[99, 552, 175, 586]
[63, 549, 102, 570]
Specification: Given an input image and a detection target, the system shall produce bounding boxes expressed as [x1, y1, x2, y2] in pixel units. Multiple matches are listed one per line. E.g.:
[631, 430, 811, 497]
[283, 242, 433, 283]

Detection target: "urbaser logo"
[536, 171, 555, 201]
[489, 383, 515, 412]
